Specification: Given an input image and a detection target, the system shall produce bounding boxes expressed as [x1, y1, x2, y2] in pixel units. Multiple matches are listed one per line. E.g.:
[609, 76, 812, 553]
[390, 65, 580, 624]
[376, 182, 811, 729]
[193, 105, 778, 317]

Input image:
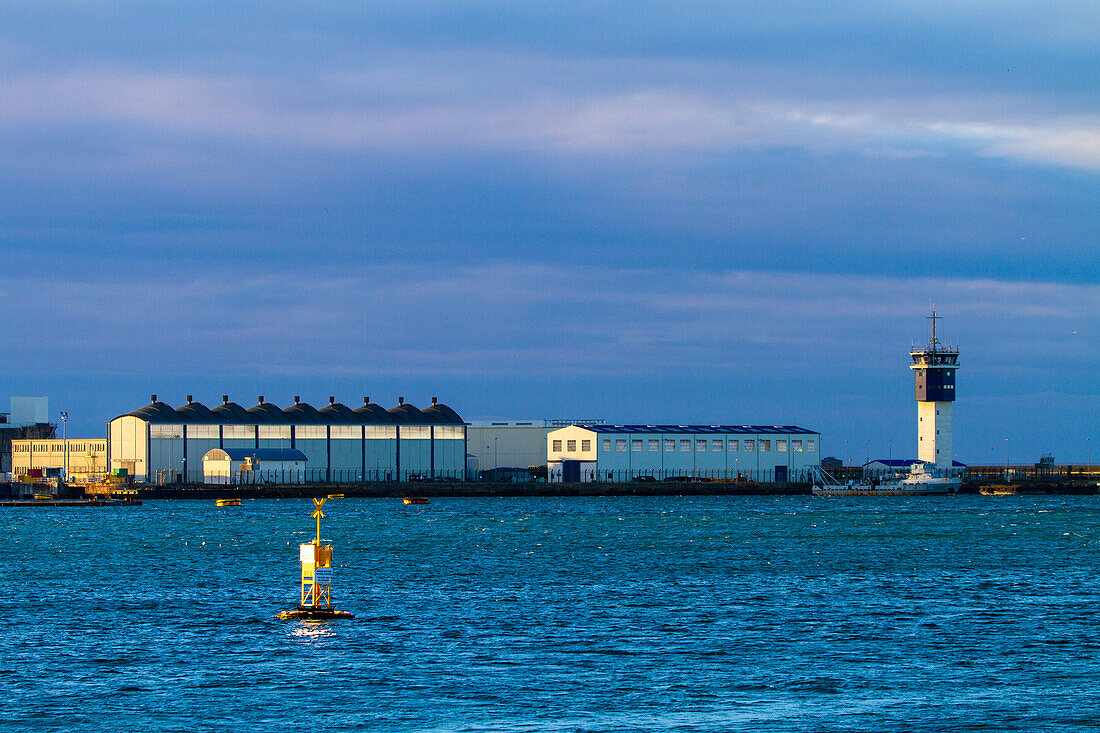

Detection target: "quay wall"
[129, 480, 811, 500]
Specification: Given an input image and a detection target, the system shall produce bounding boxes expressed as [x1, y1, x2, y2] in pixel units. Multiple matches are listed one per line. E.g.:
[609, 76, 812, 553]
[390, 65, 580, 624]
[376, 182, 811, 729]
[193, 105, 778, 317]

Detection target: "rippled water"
[4, 496, 1099, 732]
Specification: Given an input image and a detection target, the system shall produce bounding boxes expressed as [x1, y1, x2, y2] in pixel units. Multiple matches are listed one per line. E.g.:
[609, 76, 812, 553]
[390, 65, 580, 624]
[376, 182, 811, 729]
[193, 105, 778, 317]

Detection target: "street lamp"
[59, 411, 68, 481]
[1004, 438, 1010, 479]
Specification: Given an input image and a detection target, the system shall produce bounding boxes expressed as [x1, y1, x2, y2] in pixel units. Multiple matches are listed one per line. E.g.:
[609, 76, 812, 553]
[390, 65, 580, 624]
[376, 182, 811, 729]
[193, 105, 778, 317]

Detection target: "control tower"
[910, 310, 959, 468]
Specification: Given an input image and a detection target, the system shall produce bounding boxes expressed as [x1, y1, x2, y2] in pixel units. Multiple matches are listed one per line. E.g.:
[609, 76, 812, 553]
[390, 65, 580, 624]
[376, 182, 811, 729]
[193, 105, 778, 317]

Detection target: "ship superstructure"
[910, 310, 959, 469]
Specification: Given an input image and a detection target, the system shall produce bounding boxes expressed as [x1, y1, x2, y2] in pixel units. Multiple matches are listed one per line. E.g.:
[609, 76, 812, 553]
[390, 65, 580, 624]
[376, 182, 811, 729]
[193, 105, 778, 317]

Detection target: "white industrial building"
[1, 396, 49, 427]
[547, 425, 821, 483]
[468, 418, 604, 472]
[108, 394, 467, 484]
[11, 438, 108, 481]
[202, 448, 308, 484]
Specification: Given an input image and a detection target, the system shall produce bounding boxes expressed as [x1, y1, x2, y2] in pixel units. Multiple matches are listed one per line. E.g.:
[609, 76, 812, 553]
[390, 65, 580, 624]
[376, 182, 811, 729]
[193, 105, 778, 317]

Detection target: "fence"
[569, 468, 816, 484]
[183, 468, 472, 486]
[963, 465, 1100, 483]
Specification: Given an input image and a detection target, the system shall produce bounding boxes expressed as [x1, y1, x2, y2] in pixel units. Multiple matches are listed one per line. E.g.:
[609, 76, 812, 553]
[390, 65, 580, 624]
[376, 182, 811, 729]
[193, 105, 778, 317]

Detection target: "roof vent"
[329, 396, 335, 405]
[363, 397, 370, 405]
[150, 394, 157, 404]
[294, 395, 301, 405]
[258, 396, 265, 404]
[186, 395, 193, 403]
[398, 396, 404, 405]
[223, 395, 229, 404]
[432, 397, 438, 405]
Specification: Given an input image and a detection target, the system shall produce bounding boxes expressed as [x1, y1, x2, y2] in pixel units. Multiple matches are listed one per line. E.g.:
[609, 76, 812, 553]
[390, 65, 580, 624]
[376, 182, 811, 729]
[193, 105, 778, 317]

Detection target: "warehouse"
[202, 448, 308, 485]
[11, 438, 108, 482]
[546, 425, 821, 483]
[108, 395, 466, 483]
[468, 418, 605, 473]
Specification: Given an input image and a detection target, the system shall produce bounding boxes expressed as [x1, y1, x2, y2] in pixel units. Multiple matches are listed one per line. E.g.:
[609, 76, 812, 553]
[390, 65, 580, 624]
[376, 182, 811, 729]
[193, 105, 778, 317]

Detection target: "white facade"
[917, 401, 953, 467]
[202, 448, 308, 485]
[11, 438, 109, 480]
[108, 396, 468, 484]
[5, 396, 48, 426]
[547, 425, 821, 482]
[468, 419, 604, 471]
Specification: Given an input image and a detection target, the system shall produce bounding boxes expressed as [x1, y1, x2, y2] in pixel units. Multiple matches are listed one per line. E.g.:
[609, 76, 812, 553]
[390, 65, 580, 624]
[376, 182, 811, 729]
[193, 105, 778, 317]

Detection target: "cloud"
[3, 265, 1097, 380]
[2, 58, 1098, 175]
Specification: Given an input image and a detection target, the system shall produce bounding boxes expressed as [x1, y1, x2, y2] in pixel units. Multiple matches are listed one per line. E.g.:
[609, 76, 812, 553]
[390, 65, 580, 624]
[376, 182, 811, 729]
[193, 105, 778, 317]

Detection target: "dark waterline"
[4, 496, 1099, 732]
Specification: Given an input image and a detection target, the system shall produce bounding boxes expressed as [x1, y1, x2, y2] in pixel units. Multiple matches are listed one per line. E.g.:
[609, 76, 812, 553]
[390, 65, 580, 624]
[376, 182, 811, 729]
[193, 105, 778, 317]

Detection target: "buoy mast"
[278, 496, 354, 620]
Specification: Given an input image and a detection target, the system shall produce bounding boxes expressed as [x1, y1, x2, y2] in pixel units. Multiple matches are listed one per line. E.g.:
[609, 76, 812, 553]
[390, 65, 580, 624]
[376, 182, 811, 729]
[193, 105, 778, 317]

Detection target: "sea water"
[3, 495, 1099, 732]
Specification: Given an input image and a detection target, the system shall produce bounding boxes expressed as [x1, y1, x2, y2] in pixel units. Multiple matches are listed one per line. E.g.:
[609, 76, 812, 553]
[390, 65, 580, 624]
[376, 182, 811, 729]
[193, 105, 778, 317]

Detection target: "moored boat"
[812, 463, 960, 496]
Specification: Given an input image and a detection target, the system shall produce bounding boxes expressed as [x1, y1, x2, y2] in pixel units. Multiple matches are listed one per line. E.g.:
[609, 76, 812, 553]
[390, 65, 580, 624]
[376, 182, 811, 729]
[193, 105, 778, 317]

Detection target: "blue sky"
[1, 1, 1097, 463]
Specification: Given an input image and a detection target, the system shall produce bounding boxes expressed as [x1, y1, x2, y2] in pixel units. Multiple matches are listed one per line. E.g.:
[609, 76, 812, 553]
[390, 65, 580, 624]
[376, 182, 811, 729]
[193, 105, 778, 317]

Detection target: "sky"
[0, 1, 1097, 464]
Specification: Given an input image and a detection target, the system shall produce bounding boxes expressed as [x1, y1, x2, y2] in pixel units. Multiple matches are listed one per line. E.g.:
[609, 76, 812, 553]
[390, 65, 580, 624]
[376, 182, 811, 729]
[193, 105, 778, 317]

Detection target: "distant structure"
[107, 395, 466, 484]
[0, 397, 55, 474]
[468, 418, 605, 472]
[546, 424, 820, 483]
[910, 309, 959, 468]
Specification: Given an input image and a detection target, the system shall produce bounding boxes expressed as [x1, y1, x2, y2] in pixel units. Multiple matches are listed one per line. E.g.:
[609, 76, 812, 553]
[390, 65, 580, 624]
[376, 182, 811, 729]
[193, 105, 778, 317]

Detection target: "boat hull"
[813, 479, 960, 497]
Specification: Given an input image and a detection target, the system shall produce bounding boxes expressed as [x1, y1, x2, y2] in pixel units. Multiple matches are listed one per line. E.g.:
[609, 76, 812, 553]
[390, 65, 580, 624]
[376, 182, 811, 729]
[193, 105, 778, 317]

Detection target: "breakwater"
[131, 480, 810, 500]
[108, 477, 1100, 500]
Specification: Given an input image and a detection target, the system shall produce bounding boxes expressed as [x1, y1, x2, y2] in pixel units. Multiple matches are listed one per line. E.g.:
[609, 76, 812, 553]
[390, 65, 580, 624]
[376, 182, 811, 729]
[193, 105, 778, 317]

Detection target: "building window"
[664, 439, 675, 451]
[603, 439, 611, 452]
[632, 440, 643, 451]
[792, 440, 803, 452]
[695, 439, 706, 452]
[616, 440, 627, 452]
[581, 440, 591, 451]
[744, 440, 755, 452]
[552, 440, 562, 452]
[777, 440, 787, 452]
[566, 440, 576, 452]
[712, 439, 723, 451]
[680, 439, 691, 451]
[728, 439, 739, 452]
[760, 440, 771, 452]
[648, 439, 659, 452]
[807, 440, 816, 452]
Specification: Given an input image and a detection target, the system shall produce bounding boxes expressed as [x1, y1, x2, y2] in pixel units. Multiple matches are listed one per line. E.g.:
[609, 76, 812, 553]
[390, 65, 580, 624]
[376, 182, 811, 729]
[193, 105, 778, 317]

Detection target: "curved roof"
[175, 400, 222, 423]
[114, 396, 458, 425]
[283, 400, 327, 423]
[422, 401, 464, 424]
[388, 402, 428, 423]
[211, 399, 253, 422]
[354, 398, 394, 423]
[124, 401, 182, 423]
[247, 400, 287, 423]
[319, 400, 361, 423]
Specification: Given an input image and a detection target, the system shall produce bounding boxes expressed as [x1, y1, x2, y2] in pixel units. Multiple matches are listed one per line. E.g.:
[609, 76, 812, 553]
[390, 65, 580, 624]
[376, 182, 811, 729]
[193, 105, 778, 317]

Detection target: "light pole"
[1004, 438, 1009, 479]
[60, 411, 68, 481]
[494, 437, 499, 469]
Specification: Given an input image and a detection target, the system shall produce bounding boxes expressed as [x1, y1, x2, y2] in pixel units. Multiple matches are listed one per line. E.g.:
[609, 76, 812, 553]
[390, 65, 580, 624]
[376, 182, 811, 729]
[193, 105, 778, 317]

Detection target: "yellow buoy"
[278, 497, 354, 620]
